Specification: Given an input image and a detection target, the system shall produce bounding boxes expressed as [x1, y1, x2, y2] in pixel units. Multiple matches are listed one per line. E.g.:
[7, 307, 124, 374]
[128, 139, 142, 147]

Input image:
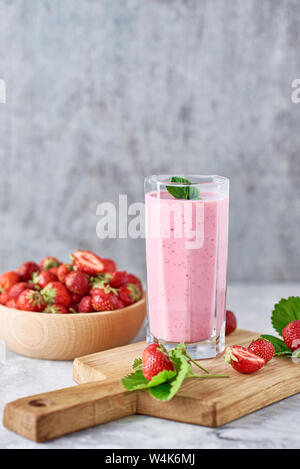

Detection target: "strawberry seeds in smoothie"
[145, 175, 229, 359]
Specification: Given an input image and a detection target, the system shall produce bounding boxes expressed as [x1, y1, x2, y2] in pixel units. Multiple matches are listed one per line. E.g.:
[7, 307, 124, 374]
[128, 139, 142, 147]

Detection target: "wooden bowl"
[0, 293, 146, 360]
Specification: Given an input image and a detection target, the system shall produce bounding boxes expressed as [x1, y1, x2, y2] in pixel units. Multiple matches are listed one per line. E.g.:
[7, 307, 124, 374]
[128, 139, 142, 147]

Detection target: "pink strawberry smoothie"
[146, 190, 229, 344]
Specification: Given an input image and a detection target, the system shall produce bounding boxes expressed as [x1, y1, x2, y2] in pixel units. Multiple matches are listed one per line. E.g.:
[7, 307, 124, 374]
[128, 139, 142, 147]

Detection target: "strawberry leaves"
[121, 343, 228, 401]
[132, 358, 143, 371]
[121, 369, 176, 391]
[271, 296, 300, 335]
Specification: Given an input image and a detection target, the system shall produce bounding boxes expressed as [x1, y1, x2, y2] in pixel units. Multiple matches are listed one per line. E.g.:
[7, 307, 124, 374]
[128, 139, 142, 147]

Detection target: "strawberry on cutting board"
[142, 343, 175, 381]
[282, 320, 300, 351]
[248, 339, 275, 362]
[225, 345, 265, 374]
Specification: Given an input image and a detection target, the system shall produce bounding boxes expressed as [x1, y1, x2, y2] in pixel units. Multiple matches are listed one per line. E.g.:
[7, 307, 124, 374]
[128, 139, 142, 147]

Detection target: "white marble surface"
[1, 283, 300, 449]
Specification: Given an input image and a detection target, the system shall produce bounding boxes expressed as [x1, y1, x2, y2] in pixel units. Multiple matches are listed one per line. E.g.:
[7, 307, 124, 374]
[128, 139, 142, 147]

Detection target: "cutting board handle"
[3, 380, 136, 442]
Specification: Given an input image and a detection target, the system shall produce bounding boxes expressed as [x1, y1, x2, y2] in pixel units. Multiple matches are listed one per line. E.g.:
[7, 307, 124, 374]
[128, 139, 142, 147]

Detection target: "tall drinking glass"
[144, 175, 229, 359]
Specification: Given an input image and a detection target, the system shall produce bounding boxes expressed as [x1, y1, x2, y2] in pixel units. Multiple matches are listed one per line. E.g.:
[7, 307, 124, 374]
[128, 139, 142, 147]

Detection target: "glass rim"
[145, 174, 229, 187]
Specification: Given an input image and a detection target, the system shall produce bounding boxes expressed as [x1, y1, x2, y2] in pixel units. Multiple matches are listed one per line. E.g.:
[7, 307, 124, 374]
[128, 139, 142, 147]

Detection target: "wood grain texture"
[0, 294, 145, 360]
[4, 329, 300, 442]
[3, 381, 136, 442]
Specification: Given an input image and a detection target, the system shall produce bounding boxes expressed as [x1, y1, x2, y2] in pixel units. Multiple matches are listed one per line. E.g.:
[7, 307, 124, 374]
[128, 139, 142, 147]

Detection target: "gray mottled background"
[0, 0, 299, 282]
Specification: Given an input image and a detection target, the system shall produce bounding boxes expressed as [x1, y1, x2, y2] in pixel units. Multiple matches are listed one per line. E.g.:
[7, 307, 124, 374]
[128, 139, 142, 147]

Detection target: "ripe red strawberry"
[282, 320, 300, 351]
[73, 250, 105, 275]
[69, 304, 79, 313]
[41, 281, 71, 307]
[225, 345, 265, 374]
[248, 339, 275, 362]
[89, 273, 113, 292]
[102, 258, 117, 273]
[6, 298, 18, 309]
[17, 289, 46, 312]
[44, 304, 69, 314]
[119, 283, 142, 306]
[142, 343, 174, 381]
[70, 293, 83, 304]
[0, 290, 10, 305]
[32, 271, 57, 289]
[65, 271, 89, 296]
[17, 262, 39, 281]
[39, 256, 61, 271]
[48, 267, 59, 277]
[142, 343, 161, 366]
[117, 298, 125, 309]
[78, 296, 94, 313]
[125, 273, 142, 292]
[110, 271, 127, 288]
[91, 287, 119, 312]
[57, 263, 72, 283]
[0, 271, 20, 291]
[90, 287, 102, 296]
[225, 310, 237, 335]
[9, 282, 32, 299]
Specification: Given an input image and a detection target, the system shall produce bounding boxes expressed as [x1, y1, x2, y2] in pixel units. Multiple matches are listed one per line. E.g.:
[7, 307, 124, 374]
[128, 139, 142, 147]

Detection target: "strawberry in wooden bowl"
[0, 250, 145, 360]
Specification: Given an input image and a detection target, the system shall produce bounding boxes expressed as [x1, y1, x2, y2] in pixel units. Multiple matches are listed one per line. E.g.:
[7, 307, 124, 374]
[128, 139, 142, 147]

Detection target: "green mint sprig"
[121, 343, 228, 401]
[166, 176, 201, 200]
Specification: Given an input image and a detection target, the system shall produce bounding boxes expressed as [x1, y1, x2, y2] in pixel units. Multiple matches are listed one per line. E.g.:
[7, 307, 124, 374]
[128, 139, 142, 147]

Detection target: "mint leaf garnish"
[166, 176, 200, 200]
[260, 334, 292, 356]
[271, 297, 300, 335]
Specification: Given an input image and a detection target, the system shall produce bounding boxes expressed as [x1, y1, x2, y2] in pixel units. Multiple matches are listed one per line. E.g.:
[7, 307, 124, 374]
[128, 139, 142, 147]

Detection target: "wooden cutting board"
[3, 329, 300, 442]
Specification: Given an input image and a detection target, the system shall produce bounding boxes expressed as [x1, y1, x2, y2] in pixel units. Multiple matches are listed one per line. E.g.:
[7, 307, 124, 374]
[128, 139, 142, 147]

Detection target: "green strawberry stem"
[184, 352, 210, 374]
[188, 374, 228, 379]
